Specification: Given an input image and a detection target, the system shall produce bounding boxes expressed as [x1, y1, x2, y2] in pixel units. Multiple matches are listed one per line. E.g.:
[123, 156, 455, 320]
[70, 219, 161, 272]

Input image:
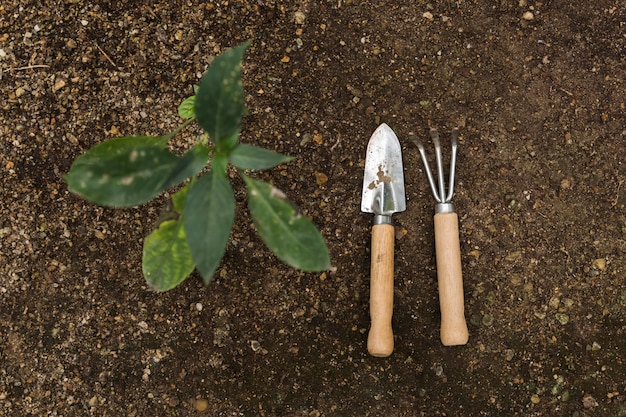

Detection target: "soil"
[1, 0, 625, 416]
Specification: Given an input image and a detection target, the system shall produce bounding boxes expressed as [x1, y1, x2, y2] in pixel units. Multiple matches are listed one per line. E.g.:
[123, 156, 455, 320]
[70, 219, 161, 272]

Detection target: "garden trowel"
[361, 123, 406, 357]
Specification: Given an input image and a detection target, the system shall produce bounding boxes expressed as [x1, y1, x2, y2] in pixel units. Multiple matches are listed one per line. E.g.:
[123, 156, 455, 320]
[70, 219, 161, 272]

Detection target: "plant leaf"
[183, 171, 235, 283]
[161, 144, 211, 190]
[243, 175, 330, 271]
[65, 145, 180, 207]
[195, 41, 250, 143]
[143, 218, 195, 291]
[178, 95, 196, 119]
[229, 143, 293, 170]
[70, 135, 169, 169]
[171, 184, 190, 213]
[216, 129, 240, 154]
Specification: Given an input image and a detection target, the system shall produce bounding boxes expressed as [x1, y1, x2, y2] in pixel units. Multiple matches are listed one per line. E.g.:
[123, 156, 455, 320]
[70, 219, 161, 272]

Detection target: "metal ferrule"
[374, 215, 393, 225]
[435, 202, 455, 214]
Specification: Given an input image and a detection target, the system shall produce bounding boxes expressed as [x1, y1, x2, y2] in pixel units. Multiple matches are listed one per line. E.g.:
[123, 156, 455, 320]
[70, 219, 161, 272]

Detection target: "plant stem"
[167, 118, 196, 140]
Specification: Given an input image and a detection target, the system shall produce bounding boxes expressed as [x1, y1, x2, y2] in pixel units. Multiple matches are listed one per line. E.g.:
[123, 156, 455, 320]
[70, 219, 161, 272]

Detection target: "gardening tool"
[412, 128, 469, 346]
[361, 123, 406, 357]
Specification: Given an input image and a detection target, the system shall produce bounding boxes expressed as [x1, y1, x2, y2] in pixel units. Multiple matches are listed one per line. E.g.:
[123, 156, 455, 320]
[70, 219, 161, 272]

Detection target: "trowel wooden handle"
[434, 212, 469, 346]
[367, 223, 395, 357]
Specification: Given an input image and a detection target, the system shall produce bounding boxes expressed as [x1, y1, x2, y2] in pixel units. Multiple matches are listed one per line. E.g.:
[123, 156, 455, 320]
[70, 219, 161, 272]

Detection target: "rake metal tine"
[445, 128, 459, 202]
[410, 132, 442, 203]
[430, 128, 446, 203]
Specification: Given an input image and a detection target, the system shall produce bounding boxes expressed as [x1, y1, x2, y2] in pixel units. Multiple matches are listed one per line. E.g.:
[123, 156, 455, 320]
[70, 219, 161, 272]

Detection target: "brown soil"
[1, 1, 625, 416]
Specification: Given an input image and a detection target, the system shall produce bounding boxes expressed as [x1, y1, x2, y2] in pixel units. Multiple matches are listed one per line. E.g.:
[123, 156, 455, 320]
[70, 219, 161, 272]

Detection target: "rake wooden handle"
[367, 223, 395, 357]
[434, 212, 469, 346]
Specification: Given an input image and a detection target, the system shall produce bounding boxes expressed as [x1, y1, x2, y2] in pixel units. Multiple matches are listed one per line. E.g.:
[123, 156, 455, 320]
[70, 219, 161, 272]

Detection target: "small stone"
[280, 55, 290, 63]
[423, 11, 434, 20]
[505, 251, 522, 262]
[582, 394, 597, 408]
[560, 178, 572, 189]
[194, 398, 209, 412]
[555, 312, 569, 325]
[510, 274, 522, 286]
[250, 340, 261, 352]
[315, 172, 328, 185]
[592, 258, 606, 271]
[195, 303, 203, 312]
[15, 87, 25, 97]
[66, 38, 77, 49]
[66, 132, 79, 145]
[294, 11, 306, 24]
[53, 78, 66, 92]
[313, 133, 323, 144]
[591, 341, 601, 351]
[522, 11, 534, 21]
[530, 394, 540, 404]
[549, 296, 560, 309]
[395, 227, 408, 240]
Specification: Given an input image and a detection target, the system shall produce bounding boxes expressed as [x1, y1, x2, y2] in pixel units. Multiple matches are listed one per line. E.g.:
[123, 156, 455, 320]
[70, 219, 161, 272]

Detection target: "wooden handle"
[367, 223, 395, 357]
[434, 212, 469, 346]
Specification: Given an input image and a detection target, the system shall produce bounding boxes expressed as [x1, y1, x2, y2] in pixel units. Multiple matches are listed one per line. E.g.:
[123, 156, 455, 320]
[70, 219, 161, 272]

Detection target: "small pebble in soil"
[592, 258, 606, 271]
[586, 341, 601, 351]
[582, 394, 598, 408]
[294, 11, 306, 24]
[555, 313, 569, 325]
[194, 398, 209, 412]
[315, 172, 328, 185]
[522, 11, 534, 21]
[549, 296, 560, 309]
[530, 394, 540, 404]
[250, 340, 261, 352]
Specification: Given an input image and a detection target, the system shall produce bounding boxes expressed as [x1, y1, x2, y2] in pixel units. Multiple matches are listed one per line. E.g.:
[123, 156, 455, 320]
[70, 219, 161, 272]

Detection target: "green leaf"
[172, 184, 190, 213]
[243, 175, 330, 271]
[230, 143, 293, 170]
[216, 129, 240, 154]
[211, 152, 229, 178]
[143, 218, 195, 291]
[66, 145, 181, 207]
[178, 95, 196, 119]
[183, 171, 235, 283]
[195, 41, 250, 143]
[70, 136, 169, 168]
[161, 144, 210, 189]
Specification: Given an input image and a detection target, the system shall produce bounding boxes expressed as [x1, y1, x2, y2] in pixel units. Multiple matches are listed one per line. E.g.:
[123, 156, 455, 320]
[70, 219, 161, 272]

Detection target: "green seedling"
[65, 41, 330, 291]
